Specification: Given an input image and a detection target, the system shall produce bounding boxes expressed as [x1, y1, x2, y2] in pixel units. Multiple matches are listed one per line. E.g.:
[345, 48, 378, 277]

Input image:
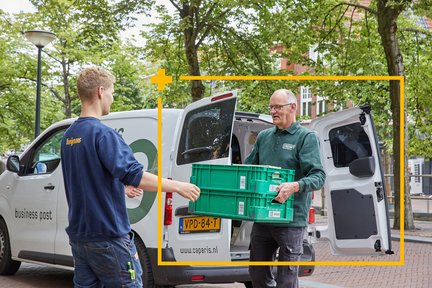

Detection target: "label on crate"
[238, 201, 245, 215]
[239, 176, 246, 190]
[269, 210, 281, 218]
[269, 184, 278, 192]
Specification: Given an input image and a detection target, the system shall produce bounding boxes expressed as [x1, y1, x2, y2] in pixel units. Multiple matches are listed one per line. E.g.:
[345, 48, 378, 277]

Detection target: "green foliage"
[0, 12, 39, 151]
[1, 0, 432, 161]
[301, 0, 432, 158]
[0, 0, 154, 152]
[143, 0, 295, 105]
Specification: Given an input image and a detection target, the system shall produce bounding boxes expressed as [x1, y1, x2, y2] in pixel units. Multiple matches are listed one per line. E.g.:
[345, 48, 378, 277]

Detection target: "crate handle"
[271, 198, 282, 204]
[272, 172, 281, 179]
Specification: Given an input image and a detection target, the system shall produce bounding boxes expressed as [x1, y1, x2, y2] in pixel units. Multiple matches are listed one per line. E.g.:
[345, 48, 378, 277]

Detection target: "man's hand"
[274, 182, 299, 203]
[138, 172, 200, 201]
[125, 185, 143, 198]
[176, 182, 200, 202]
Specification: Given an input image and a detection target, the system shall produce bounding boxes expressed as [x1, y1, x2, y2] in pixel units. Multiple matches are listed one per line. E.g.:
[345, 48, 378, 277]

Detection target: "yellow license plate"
[179, 216, 221, 234]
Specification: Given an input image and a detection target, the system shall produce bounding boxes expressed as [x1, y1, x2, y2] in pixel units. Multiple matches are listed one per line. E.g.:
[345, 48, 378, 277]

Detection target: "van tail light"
[308, 207, 315, 224]
[191, 275, 205, 281]
[164, 192, 173, 225]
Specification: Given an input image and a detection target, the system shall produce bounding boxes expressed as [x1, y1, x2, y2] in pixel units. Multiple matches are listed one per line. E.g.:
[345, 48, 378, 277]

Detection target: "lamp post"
[24, 30, 56, 138]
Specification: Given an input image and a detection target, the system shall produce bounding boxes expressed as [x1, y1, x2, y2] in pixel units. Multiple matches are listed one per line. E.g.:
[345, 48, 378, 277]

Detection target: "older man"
[245, 89, 325, 288]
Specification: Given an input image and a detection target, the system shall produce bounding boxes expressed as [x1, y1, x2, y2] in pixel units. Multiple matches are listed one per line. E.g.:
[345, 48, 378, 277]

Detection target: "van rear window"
[329, 122, 372, 168]
[177, 98, 236, 165]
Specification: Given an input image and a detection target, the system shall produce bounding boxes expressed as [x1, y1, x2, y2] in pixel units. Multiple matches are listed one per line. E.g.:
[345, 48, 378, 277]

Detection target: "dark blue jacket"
[61, 117, 143, 241]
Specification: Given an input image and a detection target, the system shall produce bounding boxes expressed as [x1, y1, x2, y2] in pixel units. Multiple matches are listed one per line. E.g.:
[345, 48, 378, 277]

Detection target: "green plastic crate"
[188, 164, 295, 223]
[190, 164, 295, 191]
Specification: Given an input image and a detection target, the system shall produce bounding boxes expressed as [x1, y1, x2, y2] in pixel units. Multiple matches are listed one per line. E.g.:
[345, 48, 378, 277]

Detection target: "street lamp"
[24, 30, 56, 138]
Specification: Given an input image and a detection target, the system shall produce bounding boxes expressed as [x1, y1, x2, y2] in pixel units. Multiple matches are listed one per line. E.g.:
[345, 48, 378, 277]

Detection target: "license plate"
[179, 216, 221, 234]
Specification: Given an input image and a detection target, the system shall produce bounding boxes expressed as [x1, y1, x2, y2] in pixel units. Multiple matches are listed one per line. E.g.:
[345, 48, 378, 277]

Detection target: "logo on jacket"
[282, 143, 295, 150]
[66, 138, 82, 146]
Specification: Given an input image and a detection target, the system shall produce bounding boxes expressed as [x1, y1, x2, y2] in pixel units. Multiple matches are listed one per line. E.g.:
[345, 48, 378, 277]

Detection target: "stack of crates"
[188, 164, 295, 223]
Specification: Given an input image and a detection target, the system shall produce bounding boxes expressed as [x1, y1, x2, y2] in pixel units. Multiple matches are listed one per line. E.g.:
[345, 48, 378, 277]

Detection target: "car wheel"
[0, 219, 21, 275]
[134, 235, 156, 287]
[243, 281, 253, 288]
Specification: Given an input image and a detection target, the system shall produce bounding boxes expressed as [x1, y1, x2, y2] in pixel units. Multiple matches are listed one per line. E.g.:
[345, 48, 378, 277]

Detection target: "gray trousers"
[249, 223, 304, 288]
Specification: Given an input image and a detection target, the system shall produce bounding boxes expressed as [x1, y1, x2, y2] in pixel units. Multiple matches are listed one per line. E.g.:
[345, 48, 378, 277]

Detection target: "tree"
[0, 11, 60, 151]
[376, 0, 412, 230]
[146, 0, 288, 103]
[311, 0, 432, 230]
[0, 0, 154, 151]
[17, 0, 153, 118]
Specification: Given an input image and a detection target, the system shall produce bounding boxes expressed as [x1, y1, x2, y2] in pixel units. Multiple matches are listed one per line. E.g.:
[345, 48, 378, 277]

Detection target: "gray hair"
[272, 89, 297, 105]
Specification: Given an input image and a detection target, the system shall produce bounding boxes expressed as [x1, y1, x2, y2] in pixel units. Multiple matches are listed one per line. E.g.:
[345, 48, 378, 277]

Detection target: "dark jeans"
[70, 232, 143, 288]
[249, 223, 304, 288]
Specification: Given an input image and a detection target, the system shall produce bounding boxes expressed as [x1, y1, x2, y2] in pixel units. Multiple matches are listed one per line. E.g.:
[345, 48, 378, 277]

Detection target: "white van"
[0, 91, 393, 287]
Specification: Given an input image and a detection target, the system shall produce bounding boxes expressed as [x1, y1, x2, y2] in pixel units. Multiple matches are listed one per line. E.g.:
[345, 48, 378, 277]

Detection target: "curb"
[391, 234, 432, 244]
[389, 211, 432, 221]
[314, 206, 432, 221]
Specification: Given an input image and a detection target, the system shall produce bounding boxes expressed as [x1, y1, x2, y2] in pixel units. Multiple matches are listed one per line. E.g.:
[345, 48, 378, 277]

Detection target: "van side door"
[309, 105, 393, 256]
[169, 91, 237, 261]
[5, 127, 66, 264]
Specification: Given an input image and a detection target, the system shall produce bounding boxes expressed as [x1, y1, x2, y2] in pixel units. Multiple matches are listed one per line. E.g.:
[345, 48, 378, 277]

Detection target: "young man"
[61, 67, 200, 287]
[245, 89, 325, 288]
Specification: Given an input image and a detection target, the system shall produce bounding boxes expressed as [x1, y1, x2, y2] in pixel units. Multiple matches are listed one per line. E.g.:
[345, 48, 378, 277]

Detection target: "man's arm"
[137, 172, 200, 202]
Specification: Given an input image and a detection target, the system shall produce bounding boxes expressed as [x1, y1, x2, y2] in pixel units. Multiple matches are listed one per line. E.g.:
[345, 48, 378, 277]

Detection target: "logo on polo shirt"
[282, 143, 295, 150]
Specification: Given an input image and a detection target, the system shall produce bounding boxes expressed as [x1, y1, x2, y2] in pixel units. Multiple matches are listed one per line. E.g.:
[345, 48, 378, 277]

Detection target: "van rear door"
[169, 91, 237, 261]
[309, 105, 393, 256]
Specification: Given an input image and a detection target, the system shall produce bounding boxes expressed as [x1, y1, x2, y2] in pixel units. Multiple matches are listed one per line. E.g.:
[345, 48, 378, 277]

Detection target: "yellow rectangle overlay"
[157, 75, 405, 267]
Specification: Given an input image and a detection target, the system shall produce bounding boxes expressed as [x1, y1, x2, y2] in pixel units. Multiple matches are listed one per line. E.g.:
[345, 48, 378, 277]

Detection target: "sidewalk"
[311, 191, 432, 244]
[390, 220, 432, 244]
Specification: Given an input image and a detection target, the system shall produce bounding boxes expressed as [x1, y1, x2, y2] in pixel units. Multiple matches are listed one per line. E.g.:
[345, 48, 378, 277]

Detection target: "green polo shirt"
[244, 122, 325, 227]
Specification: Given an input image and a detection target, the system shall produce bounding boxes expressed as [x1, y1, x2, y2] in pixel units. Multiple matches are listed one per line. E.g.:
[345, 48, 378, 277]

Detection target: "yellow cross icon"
[150, 69, 173, 90]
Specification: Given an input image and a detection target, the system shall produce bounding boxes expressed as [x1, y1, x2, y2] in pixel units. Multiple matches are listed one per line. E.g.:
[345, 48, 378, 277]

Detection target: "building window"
[301, 86, 312, 117]
[275, 57, 282, 70]
[316, 96, 327, 116]
[414, 164, 421, 183]
[309, 45, 318, 62]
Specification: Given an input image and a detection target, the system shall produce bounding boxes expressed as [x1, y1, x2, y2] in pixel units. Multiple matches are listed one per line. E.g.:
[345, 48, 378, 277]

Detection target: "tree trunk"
[61, 59, 72, 118]
[377, 0, 415, 230]
[181, 2, 205, 102]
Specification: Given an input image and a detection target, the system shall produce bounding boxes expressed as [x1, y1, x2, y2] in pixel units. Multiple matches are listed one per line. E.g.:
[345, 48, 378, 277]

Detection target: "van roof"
[45, 109, 184, 132]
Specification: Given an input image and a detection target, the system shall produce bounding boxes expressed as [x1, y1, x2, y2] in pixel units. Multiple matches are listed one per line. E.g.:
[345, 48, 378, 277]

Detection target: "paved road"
[1, 239, 431, 288]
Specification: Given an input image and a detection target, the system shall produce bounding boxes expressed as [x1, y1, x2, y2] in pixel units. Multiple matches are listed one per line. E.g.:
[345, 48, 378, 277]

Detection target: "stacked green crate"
[188, 164, 295, 223]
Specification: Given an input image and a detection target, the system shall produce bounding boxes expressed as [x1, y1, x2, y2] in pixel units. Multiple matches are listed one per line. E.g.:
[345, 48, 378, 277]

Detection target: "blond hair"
[77, 67, 115, 101]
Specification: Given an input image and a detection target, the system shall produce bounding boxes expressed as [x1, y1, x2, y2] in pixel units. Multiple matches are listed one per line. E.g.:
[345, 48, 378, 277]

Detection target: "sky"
[0, 0, 36, 14]
[0, 0, 174, 42]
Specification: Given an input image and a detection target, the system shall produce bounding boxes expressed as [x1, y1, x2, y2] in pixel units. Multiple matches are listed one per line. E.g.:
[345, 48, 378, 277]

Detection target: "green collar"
[273, 122, 300, 135]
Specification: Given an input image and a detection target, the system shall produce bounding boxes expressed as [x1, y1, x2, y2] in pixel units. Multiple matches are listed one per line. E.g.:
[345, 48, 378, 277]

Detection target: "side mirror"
[349, 156, 375, 178]
[6, 155, 20, 173]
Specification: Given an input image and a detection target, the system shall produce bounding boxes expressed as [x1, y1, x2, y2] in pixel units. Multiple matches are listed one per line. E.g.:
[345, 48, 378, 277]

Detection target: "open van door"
[168, 91, 237, 261]
[309, 105, 393, 256]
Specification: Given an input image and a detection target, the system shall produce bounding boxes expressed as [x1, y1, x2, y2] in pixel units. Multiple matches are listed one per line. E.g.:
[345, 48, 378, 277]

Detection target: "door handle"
[44, 185, 55, 190]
